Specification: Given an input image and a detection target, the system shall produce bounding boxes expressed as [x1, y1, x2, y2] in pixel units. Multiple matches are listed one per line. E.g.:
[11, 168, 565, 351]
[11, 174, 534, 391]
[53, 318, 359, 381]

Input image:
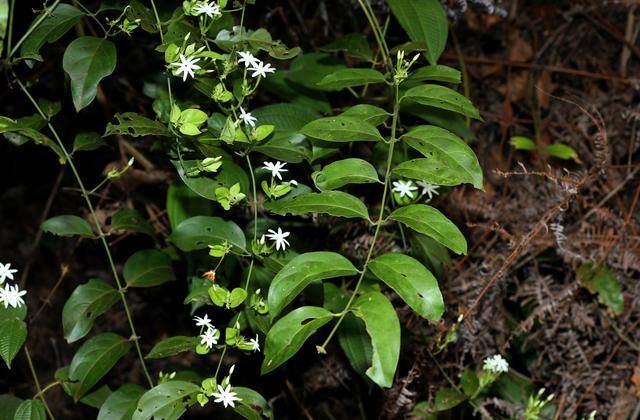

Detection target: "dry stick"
[13, 76, 154, 388]
[31, 265, 69, 322]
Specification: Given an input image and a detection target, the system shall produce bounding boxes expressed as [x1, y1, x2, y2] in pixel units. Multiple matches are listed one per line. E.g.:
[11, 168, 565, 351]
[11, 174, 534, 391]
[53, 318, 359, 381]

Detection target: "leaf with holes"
[268, 252, 358, 318]
[0, 318, 27, 368]
[170, 216, 246, 253]
[261, 306, 334, 374]
[401, 85, 481, 120]
[312, 158, 380, 191]
[68, 333, 131, 401]
[368, 253, 444, 320]
[145, 336, 197, 360]
[97, 384, 145, 420]
[132, 381, 200, 420]
[265, 191, 369, 219]
[104, 112, 171, 138]
[301, 116, 384, 143]
[62, 278, 119, 343]
[123, 249, 175, 288]
[41, 215, 96, 238]
[389, 204, 467, 255]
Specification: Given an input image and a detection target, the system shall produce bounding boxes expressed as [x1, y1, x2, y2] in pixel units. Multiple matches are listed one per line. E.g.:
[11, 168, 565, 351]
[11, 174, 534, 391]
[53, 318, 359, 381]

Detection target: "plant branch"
[23, 346, 55, 419]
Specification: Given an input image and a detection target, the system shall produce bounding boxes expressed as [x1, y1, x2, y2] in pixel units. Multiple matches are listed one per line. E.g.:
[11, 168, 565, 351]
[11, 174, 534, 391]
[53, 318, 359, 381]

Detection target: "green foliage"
[62, 279, 119, 343]
[145, 336, 197, 359]
[13, 399, 46, 420]
[19, 4, 84, 60]
[123, 250, 175, 288]
[0, 317, 27, 368]
[132, 381, 200, 420]
[41, 215, 96, 238]
[577, 262, 624, 315]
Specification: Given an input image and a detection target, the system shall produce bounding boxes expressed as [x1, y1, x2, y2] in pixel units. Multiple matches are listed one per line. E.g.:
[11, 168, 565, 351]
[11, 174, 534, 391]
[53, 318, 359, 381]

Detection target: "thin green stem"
[243, 154, 258, 289]
[33, 381, 62, 400]
[149, 0, 173, 105]
[6, 0, 16, 58]
[9, 0, 62, 58]
[72, 0, 108, 36]
[14, 75, 154, 388]
[356, 0, 392, 70]
[214, 345, 228, 379]
[24, 346, 55, 419]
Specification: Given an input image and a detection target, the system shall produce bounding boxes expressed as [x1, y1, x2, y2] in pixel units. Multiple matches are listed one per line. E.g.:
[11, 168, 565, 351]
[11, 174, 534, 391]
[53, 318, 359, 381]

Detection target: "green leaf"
[41, 215, 95, 238]
[402, 103, 474, 141]
[543, 143, 578, 160]
[171, 160, 249, 202]
[110, 208, 155, 237]
[312, 158, 380, 191]
[73, 132, 107, 153]
[409, 65, 461, 84]
[352, 292, 400, 388]
[0, 0, 8, 56]
[261, 306, 334, 374]
[104, 113, 171, 138]
[123, 249, 174, 288]
[0, 301, 27, 322]
[411, 233, 451, 279]
[132, 381, 200, 420]
[146, 336, 197, 360]
[368, 253, 444, 320]
[268, 252, 358, 318]
[63, 36, 117, 112]
[98, 384, 145, 420]
[400, 125, 483, 189]
[0, 116, 66, 163]
[317, 68, 386, 90]
[387, 0, 448, 65]
[401, 85, 481, 120]
[286, 53, 348, 91]
[509, 136, 537, 151]
[301, 116, 384, 143]
[166, 182, 213, 230]
[434, 387, 466, 411]
[233, 387, 274, 420]
[388, 204, 467, 254]
[577, 262, 624, 315]
[340, 104, 390, 126]
[460, 367, 479, 397]
[320, 33, 373, 61]
[0, 318, 27, 368]
[13, 399, 46, 420]
[338, 313, 373, 377]
[170, 216, 246, 252]
[265, 191, 369, 219]
[0, 394, 23, 419]
[81, 385, 112, 409]
[62, 278, 119, 343]
[68, 333, 132, 401]
[19, 4, 84, 60]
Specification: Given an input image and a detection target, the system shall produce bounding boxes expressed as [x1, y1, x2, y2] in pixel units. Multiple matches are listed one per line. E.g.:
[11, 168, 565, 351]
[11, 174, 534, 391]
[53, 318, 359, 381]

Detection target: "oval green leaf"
[401, 85, 481, 120]
[145, 336, 197, 360]
[368, 253, 444, 320]
[110, 208, 155, 237]
[13, 399, 46, 420]
[317, 68, 386, 90]
[268, 252, 358, 318]
[41, 215, 95, 238]
[170, 216, 246, 252]
[388, 204, 467, 255]
[62, 278, 119, 343]
[132, 381, 200, 420]
[233, 387, 274, 420]
[123, 249, 174, 288]
[340, 104, 390, 126]
[301, 116, 383, 143]
[408, 65, 461, 84]
[97, 384, 145, 420]
[261, 306, 334, 374]
[19, 4, 84, 60]
[0, 318, 27, 368]
[312, 158, 380, 191]
[265, 191, 369, 219]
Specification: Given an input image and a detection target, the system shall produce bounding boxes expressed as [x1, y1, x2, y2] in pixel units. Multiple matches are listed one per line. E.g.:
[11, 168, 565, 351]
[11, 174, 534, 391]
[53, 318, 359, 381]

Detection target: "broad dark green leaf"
[132, 381, 200, 420]
[171, 160, 249, 202]
[338, 313, 373, 377]
[0, 394, 22, 419]
[402, 103, 474, 141]
[317, 68, 386, 90]
[401, 85, 481, 120]
[63, 36, 117, 111]
[389, 204, 467, 254]
[368, 253, 444, 320]
[125, 0, 157, 33]
[41, 215, 95, 238]
[97, 384, 145, 420]
[166, 182, 213, 230]
[62, 278, 119, 343]
[0, 301, 27, 322]
[411, 233, 451, 279]
[340, 104, 390, 126]
[73, 131, 107, 153]
[145, 336, 196, 359]
[409, 65, 461, 84]
[104, 113, 171, 137]
[320, 33, 373, 61]
[81, 385, 112, 409]
[312, 158, 380, 191]
[0, 318, 27, 368]
[68, 333, 132, 401]
[123, 249, 174, 288]
[262, 72, 331, 114]
[434, 387, 466, 411]
[286, 53, 348, 91]
[19, 4, 84, 60]
[0, 116, 66, 163]
[352, 292, 400, 388]
[110, 208, 155, 237]
[261, 306, 334, 374]
[577, 262, 624, 315]
[265, 191, 369, 219]
[13, 399, 46, 420]
[400, 125, 483, 189]
[301, 116, 383, 143]
[170, 216, 246, 253]
[233, 387, 274, 420]
[387, 0, 448, 65]
[268, 252, 358, 318]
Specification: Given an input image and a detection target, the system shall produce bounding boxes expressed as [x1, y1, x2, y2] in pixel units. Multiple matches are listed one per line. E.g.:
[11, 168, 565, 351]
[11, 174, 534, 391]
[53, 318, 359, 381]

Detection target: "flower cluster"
[0, 262, 26, 309]
[482, 354, 509, 374]
[392, 179, 440, 202]
[236, 51, 276, 79]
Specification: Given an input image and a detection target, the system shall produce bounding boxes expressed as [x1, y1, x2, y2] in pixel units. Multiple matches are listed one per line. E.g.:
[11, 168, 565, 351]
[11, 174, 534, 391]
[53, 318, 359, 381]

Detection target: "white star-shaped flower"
[248, 334, 260, 352]
[262, 161, 287, 180]
[392, 180, 418, 198]
[211, 384, 241, 408]
[265, 228, 290, 251]
[483, 354, 509, 374]
[171, 54, 201, 82]
[237, 51, 259, 67]
[200, 327, 218, 349]
[0, 262, 18, 284]
[248, 61, 275, 78]
[239, 107, 257, 127]
[417, 181, 440, 200]
[1, 284, 26, 308]
[194, 314, 213, 329]
[193, 1, 221, 18]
